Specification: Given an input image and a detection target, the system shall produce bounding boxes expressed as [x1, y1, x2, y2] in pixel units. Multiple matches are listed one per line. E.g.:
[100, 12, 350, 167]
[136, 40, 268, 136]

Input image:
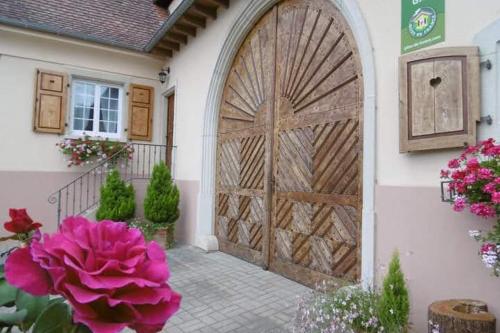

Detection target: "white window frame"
[70, 79, 124, 139]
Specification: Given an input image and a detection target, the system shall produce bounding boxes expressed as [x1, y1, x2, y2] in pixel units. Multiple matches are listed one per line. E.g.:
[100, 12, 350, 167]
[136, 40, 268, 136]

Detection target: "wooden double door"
[215, 0, 363, 286]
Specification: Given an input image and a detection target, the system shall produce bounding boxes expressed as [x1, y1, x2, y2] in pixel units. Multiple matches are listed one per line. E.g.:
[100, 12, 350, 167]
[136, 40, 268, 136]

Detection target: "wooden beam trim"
[158, 40, 181, 51]
[182, 13, 206, 28]
[191, 4, 217, 19]
[165, 31, 188, 44]
[205, 0, 229, 8]
[173, 23, 197, 37]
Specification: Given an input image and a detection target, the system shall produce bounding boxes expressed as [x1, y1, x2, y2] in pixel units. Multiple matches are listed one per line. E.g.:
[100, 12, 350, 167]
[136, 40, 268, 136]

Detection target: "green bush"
[144, 163, 180, 225]
[96, 169, 135, 221]
[379, 251, 410, 333]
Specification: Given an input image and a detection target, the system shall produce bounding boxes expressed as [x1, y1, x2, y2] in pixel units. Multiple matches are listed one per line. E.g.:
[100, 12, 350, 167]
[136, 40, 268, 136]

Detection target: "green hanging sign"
[401, 0, 445, 54]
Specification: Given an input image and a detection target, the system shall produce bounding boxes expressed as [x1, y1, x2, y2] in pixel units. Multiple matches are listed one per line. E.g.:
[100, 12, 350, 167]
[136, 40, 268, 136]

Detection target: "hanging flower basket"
[440, 138, 500, 276]
[56, 135, 133, 167]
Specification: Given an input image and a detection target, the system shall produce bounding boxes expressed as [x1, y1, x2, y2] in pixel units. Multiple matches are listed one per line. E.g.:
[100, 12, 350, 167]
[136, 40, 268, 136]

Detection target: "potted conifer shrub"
[144, 163, 180, 249]
[96, 169, 135, 221]
[379, 251, 410, 333]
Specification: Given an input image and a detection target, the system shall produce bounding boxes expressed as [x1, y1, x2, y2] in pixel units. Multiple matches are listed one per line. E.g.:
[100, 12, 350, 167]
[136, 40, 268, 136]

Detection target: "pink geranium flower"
[483, 182, 497, 194]
[470, 203, 496, 218]
[478, 168, 493, 180]
[466, 158, 480, 170]
[5, 217, 181, 333]
[492, 192, 500, 204]
[464, 174, 477, 185]
[447, 158, 460, 169]
[453, 197, 466, 212]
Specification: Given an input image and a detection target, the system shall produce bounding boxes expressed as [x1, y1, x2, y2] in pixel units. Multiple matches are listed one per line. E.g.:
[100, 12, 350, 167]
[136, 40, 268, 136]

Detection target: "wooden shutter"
[399, 47, 480, 152]
[33, 69, 68, 134]
[128, 84, 154, 141]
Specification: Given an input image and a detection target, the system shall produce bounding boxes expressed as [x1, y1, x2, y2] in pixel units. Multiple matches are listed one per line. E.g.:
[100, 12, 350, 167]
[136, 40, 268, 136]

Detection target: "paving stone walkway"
[163, 246, 310, 333]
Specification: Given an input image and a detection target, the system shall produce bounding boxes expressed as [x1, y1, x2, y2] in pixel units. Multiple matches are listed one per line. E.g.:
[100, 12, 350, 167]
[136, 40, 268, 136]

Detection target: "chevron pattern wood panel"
[270, 0, 362, 286]
[217, 0, 362, 286]
[240, 135, 265, 189]
[215, 7, 276, 266]
[276, 128, 313, 192]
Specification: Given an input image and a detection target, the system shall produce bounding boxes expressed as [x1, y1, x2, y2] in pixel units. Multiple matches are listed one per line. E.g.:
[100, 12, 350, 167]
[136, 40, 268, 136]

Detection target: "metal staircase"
[48, 143, 173, 225]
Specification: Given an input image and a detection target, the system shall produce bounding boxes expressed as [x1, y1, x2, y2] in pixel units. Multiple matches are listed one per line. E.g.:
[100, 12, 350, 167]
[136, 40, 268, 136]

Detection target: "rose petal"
[5, 247, 52, 296]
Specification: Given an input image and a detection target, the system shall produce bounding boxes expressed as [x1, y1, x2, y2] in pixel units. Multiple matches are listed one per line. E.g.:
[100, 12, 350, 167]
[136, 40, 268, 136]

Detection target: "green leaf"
[0, 280, 18, 307]
[48, 297, 65, 306]
[32, 302, 72, 333]
[15, 290, 49, 326]
[0, 309, 27, 325]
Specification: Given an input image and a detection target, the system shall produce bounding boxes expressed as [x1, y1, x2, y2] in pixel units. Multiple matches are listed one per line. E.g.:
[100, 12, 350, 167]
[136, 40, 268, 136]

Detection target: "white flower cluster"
[293, 282, 384, 333]
[481, 245, 499, 270]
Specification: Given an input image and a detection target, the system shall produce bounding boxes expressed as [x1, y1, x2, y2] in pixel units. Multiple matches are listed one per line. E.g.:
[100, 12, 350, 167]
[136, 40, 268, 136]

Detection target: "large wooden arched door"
[215, 0, 363, 286]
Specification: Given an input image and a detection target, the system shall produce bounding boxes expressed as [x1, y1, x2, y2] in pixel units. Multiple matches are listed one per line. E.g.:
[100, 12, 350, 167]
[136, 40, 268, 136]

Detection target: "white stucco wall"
[165, 0, 500, 186]
[359, 0, 500, 187]
[162, 0, 248, 181]
[0, 25, 165, 172]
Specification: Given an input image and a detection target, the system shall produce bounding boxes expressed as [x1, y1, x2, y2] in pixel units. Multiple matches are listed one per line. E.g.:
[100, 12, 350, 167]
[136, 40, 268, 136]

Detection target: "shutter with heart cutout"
[33, 69, 68, 134]
[128, 84, 154, 141]
[399, 47, 480, 152]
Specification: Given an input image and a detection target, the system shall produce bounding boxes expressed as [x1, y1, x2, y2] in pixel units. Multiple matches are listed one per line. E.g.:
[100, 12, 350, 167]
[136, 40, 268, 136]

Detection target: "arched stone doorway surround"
[196, 0, 376, 286]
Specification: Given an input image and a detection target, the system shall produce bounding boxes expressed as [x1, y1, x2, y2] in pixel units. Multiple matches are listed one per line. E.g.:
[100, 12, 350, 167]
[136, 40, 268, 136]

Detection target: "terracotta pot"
[153, 225, 175, 249]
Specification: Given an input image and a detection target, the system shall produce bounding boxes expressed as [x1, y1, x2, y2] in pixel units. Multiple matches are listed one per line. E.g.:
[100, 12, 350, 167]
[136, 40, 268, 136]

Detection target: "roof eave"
[0, 16, 145, 52]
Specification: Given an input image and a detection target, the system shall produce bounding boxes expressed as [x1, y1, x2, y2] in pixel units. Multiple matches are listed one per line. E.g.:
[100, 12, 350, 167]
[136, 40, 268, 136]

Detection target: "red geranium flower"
[3, 209, 42, 234]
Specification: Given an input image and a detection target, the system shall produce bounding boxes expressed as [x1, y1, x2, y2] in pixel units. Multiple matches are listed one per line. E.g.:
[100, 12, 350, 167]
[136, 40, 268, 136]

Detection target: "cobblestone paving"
[162, 246, 310, 333]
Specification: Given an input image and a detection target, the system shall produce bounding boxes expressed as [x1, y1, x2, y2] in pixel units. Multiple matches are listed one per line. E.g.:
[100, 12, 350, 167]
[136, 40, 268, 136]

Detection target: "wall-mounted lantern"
[159, 67, 170, 84]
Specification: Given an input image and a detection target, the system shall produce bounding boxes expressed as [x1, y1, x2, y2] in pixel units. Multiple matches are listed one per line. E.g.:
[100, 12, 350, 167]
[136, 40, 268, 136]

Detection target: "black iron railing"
[48, 143, 175, 225]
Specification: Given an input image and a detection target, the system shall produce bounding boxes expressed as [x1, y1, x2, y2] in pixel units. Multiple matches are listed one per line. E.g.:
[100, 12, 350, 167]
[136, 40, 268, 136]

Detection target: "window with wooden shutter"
[128, 84, 154, 141]
[33, 69, 68, 134]
[399, 47, 480, 152]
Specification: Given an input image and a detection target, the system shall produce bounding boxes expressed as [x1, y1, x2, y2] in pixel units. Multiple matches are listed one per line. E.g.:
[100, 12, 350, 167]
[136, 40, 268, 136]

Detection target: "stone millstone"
[428, 299, 496, 333]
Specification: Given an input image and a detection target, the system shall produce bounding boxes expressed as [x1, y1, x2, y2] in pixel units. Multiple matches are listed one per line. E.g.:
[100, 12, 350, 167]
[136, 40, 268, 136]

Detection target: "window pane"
[73, 119, 83, 130]
[109, 111, 118, 121]
[99, 121, 107, 132]
[72, 82, 95, 132]
[101, 87, 110, 98]
[75, 95, 85, 108]
[110, 88, 119, 99]
[108, 122, 117, 133]
[84, 119, 93, 131]
[97, 85, 120, 134]
[84, 107, 93, 119]
[100, 99, 109, 109]
[109, 99, 118, 110]
[100, 110, 108, 121]
[74, 107, 83, 118]
[75, 83, 85, 95]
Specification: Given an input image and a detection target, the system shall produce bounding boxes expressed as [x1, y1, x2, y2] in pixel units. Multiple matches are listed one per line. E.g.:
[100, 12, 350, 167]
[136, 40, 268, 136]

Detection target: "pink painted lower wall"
[0, 171, 82, 236]
[375, 185, 499, 332]
[0, 172, 199, 247]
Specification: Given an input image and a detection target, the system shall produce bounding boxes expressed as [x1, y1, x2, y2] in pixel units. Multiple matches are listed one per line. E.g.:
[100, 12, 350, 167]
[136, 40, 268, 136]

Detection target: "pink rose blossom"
[5, 217, 181, 333]
[453, 197, 466, 212]
[478, 168, 493, 180]
[470, 203, 496, 218]
[448, 159, 460, 169]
